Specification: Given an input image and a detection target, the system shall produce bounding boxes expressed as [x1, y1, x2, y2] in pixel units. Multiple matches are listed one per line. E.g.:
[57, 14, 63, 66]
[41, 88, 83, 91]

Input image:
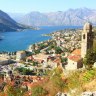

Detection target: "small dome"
[83, 22, 92, 31]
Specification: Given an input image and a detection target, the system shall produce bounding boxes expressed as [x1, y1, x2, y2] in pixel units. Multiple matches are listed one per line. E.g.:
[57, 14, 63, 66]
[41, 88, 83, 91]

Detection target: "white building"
[16, 51, 26, 61]
[65, 49, 83, 70]
[0, 57, 10, 65]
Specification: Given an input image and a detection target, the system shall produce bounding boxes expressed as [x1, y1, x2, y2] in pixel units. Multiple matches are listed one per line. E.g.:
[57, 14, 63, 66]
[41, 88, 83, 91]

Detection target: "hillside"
[9, 8, 96, 26]
[0, 10, 33, 32]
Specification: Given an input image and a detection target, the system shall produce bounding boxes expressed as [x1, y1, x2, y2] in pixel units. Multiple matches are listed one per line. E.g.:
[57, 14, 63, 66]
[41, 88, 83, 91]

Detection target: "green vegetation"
[83, 49, 96, 69]
[31, 86, 48, 96]
[68, 71, 81, 89]
[50, 68, 67, 92]
[67, 69, 96, 95]
[25, 51, 33, 56]
[82, 69, 96, 82]
[61, 58, 67, 63]
[16, 67, 36, 75]
[39, 43, 47, 50]
[55, 47, 63, 54]
[7, 87, 25, 96]
[0, 68, 96, 96]
[93, 39, 96, 52]
[32, 61, 38, 66]
[0, 27, 96, 96]
[34, 49, 40, 54]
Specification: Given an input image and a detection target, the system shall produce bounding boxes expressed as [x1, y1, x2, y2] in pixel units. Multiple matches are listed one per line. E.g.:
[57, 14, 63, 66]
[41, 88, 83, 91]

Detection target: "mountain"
[8, 13, 25, 23]
[0, 10, 31, 32]
[9, 8, 96, 26]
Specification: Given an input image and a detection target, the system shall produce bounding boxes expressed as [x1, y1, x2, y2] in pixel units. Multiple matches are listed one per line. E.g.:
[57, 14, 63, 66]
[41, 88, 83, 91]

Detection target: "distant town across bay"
[0, 26, 82, 52]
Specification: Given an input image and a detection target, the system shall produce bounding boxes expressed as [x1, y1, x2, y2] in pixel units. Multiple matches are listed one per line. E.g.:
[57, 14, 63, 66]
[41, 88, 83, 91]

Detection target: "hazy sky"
[0, 0, 96, 13]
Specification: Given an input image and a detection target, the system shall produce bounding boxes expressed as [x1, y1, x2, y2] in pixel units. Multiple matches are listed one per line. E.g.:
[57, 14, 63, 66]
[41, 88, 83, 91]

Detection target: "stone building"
[81, 22, 93, 58]
[66, 22, 93, 70]
[65, 49, 83, 70]
[16, 51, 26, 61]
[0, 57, 10, 65]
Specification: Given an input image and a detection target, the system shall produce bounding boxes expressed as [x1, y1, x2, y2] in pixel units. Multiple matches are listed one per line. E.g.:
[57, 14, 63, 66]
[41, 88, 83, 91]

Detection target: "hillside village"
[0, 22, 96, 96]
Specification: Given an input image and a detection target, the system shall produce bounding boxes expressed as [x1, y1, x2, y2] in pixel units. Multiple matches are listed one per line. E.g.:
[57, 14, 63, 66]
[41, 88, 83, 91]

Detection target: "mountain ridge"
[0, 10, 34, 32]
[9, 8, 96, 26]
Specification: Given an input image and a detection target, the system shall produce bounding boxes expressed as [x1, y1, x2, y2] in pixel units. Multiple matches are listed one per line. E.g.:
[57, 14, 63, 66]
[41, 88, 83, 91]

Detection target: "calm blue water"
[0, 26, 82, 52]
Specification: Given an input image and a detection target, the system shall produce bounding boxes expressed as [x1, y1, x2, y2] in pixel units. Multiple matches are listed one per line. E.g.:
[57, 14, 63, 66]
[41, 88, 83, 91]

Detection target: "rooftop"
[71, 49, 81, 56]
[68, 49, 82, 62]
[68, 55, 81, 62]
[33, 53, 49, 60]
[17, 51, 26, 54]
[0, 57, 9, 62]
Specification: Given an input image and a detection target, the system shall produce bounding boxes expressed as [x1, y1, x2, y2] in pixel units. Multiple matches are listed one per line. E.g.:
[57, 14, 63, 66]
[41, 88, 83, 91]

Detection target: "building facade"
[66, 22, 93, 70]
[81, 22, 93, 58]
[16, 51, 26, 61]
[66, 49, 83, 70]
[0, 57, 11, 65]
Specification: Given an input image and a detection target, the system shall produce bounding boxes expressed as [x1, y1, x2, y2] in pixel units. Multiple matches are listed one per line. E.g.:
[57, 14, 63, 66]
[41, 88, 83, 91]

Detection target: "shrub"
[82, 69, 96, 82]
[31, 86, 48, 96]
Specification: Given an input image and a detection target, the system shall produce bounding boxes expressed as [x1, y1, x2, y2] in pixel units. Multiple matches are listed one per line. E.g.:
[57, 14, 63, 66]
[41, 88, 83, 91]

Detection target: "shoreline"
[0, 27, 82, 53]
[0, 35, 52, 53]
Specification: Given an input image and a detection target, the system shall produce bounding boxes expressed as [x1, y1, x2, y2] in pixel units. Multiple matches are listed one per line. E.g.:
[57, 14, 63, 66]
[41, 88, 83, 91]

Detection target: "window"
[83, 34, 85, 39]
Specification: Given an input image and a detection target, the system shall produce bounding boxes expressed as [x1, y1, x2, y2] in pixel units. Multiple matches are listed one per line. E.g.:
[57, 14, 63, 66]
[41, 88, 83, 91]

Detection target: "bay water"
[0, 26, 82, 52]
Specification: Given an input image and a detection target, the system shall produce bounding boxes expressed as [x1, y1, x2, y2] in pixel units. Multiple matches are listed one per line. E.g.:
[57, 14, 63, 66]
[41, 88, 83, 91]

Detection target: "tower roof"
[83, 22, 92, 31]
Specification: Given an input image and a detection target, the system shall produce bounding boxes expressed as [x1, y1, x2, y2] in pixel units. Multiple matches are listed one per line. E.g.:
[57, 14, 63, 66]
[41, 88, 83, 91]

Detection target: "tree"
[26, 51, 33, 56]
[39, 43, 46, 50]
[55, 47, 62, 54]
[61, 58, 67, 63]
[83, 49, 96, 69]
[32, 61, 38, 66]
[93, 39, 96, 53]
[34, 50, 40, 54]
[16, 67, 36, 75]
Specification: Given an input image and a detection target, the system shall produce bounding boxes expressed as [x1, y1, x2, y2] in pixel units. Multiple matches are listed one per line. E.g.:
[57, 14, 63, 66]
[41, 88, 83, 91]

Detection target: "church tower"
[81, 22, 93, 58]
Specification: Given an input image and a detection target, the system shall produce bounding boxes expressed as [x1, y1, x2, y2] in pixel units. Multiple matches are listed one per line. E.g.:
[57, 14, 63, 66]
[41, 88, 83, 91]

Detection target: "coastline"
[0, 26, 82, 52]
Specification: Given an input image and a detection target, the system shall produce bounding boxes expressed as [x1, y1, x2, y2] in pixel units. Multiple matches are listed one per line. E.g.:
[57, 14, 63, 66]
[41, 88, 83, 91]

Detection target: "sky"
[0, 0, 96, 13]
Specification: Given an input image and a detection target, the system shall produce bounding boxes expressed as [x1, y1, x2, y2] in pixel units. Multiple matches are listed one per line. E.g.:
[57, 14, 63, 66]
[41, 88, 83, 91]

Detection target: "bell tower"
[81, 22, 93, 58]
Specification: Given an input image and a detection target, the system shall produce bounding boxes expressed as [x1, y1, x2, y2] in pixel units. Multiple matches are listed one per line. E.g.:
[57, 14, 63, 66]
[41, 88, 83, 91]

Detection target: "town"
[0, 22, 96, 96]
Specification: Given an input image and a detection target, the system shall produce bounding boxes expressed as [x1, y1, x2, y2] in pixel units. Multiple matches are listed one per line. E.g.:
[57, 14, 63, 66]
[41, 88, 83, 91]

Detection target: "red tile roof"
[68, 55, 81, 62]
[71, 49, 81, 56]
[68, 49, 82, 62]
